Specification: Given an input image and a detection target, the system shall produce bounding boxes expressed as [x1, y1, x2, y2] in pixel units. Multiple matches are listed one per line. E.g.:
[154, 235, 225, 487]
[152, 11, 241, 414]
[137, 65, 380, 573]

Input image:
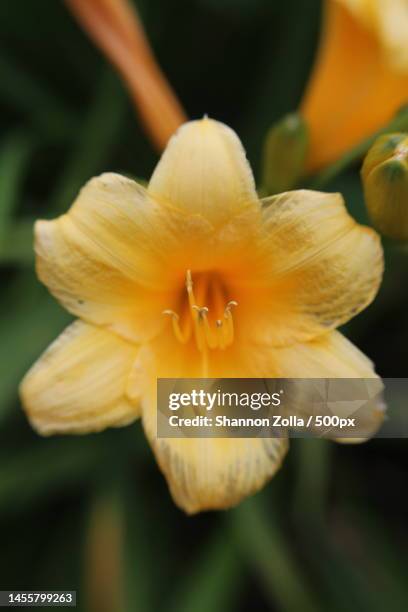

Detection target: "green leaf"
[0, 218, 35, 265]
[0, 132, 32, 247]
[231, 496, 322, 612]
[292, 438, 331, 526]
[48, 67, 128, 214]
[168, 526, 241, 612]
[346, 507, 408, 610]
[0, 437, 109, 516]
[0, 55, 78, 141]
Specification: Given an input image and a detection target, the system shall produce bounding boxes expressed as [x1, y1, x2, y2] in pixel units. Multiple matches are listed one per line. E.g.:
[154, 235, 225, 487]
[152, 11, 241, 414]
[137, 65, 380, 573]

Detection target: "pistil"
[163, 270, 237, 352]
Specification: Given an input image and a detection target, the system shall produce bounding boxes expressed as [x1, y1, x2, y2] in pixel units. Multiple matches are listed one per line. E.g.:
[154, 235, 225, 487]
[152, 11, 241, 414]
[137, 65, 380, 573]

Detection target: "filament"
[163, 270, 237, 355]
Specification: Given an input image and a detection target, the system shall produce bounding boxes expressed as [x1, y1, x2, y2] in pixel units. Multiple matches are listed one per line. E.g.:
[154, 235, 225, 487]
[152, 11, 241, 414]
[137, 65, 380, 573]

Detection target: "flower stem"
[310, 106, 408, 189]
[84, 482, 126, 612]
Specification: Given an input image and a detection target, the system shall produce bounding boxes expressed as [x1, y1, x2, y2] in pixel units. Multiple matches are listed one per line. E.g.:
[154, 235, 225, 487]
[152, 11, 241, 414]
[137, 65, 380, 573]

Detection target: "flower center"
[163, 270, 238, 355]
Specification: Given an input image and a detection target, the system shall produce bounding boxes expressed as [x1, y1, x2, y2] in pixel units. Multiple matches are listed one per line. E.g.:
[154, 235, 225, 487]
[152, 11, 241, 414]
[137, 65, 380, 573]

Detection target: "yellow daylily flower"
[301, 0, 408, 172]
[20, 118, 384, 514]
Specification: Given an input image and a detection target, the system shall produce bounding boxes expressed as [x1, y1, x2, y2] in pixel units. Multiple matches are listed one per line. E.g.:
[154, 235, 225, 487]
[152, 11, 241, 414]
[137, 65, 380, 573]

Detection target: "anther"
[162, 309, 189, 344]
[215, 319, 226, 349]
[192, 305, 209, 318]
[163, 272, 238, 351]
[223, 301, 238, 347]
[163, 309, 179, 319]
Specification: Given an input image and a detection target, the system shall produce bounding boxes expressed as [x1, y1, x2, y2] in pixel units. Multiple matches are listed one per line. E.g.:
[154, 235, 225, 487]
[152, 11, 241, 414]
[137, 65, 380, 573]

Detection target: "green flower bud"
[262, 113, 308, 195]
[362, 133, 408, 241]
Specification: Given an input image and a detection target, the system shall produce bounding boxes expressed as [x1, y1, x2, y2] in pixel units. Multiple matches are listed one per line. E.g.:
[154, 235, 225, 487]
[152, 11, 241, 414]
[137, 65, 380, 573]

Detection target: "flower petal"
[148, 118, 259, 227]
[20, 320, 139, 435]
[134, 337, 287, 514]
[301, 1, 408, 171]
[148, 432, 288, 515]
[35, 173, 212, 343]
[273, 330, 385, 441]
[251, 190, 383, 347]
[145, 415, 288, 514]
[274, 330, 379, 377]
[378, 0, 408, 72]
[337, 0, 408, 72]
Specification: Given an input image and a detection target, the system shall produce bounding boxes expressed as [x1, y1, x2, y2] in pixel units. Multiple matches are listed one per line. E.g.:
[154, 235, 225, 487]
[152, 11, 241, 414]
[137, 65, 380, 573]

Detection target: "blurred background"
[1, 0, 407, 610]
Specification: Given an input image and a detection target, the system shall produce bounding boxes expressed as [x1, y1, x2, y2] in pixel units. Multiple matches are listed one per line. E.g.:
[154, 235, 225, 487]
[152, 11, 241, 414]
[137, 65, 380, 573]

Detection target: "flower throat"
[163, 270, 238, 357]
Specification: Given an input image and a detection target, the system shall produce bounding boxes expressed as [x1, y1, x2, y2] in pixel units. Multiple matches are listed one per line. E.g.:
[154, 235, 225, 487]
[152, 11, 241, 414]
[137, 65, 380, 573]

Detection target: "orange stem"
[65, 0, 187, 151]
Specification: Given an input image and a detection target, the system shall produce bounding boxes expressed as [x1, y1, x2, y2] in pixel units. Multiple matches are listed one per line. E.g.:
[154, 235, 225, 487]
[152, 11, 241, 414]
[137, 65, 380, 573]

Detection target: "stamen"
[216, 319, 226, 350]
[193, 306, 218, 350]
[186, 269, 196, 309]
[223, 301, 238, 346]
[163, 271, 238, 353]
[162, 310, 189, 344]
[191, 305, 206, 351]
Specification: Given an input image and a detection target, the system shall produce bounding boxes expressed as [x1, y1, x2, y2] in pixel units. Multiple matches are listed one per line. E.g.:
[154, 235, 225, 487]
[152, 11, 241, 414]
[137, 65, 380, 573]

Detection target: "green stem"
[84, 482, 126, 612]
[310, 107, 408, 189]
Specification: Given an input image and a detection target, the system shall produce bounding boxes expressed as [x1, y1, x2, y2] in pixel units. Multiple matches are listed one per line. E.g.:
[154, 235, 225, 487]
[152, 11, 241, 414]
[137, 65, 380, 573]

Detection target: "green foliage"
[261, 113, 308, 195]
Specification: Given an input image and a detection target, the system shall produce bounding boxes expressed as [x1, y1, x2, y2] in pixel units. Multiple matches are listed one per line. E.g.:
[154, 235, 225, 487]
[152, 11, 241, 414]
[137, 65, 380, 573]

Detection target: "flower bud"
[362, 133, 408, 240]
[262, 113, 308, 195]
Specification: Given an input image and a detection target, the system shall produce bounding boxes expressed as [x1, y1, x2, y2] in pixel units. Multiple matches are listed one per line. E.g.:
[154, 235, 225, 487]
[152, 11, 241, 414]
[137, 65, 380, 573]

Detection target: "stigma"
[163, 270, 237, 352]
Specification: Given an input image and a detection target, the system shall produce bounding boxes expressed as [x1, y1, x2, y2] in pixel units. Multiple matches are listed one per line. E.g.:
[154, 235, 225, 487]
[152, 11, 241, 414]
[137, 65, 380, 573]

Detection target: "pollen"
[163, 270, 238, 353]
